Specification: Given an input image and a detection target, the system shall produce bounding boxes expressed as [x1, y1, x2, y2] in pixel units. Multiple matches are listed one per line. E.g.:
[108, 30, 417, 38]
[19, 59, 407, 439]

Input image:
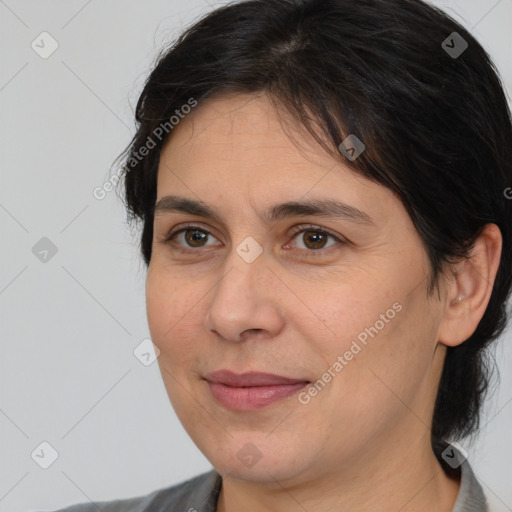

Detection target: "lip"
[203, 370, 310, 411]
[204, 370, 309, 387]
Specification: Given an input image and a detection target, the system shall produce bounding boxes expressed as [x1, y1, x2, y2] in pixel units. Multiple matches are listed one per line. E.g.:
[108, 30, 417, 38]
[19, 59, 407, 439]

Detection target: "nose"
[204, 254, 284, 343]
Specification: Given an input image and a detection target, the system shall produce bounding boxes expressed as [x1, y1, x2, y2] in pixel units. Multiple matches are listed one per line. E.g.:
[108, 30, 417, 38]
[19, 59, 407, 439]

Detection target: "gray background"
[0, 1, 511, 511]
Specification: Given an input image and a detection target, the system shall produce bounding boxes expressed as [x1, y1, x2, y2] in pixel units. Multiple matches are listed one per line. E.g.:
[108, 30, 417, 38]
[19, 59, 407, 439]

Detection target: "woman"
[52, 0, 511, 510]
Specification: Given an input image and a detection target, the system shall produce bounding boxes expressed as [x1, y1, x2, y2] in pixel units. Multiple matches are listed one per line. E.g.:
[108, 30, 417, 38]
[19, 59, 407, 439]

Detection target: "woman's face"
[146, 92, 449, 484]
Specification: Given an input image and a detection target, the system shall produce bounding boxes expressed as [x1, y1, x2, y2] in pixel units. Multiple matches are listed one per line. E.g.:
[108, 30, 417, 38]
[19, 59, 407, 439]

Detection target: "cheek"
[145, 276, 172, 349]
[145, 267, 202, 360]
[329, 295, 438, 423]
[146, 270, 215, 437]
[304, 279, 434, 392]
[300, 284, 397, 353]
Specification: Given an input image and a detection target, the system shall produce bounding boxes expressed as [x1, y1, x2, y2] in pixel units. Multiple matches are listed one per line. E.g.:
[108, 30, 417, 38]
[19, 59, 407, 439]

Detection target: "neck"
[216, 432, 460, 512]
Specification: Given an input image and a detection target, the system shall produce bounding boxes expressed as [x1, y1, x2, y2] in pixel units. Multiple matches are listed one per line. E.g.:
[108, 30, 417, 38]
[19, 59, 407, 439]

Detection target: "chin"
[215, 459, 302, 484]
[198, 435, 314, 485]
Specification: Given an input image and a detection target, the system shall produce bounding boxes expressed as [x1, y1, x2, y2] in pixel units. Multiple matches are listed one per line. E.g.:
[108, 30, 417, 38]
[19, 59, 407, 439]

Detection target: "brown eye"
[164, 223, 345, 256]
[297, 230, 331, 250]
[183, 229, 209, 247]
[165, 226, 221, 250]
[288, 226, 342, 252]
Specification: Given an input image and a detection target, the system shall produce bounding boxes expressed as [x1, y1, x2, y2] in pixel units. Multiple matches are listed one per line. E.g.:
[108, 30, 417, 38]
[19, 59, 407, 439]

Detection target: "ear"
[438, 223, 502, 347]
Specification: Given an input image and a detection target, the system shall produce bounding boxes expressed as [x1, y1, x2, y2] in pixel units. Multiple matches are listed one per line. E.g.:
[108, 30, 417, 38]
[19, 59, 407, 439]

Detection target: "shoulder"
[448, 452, 488, 512]
[45, 470, 222, 512]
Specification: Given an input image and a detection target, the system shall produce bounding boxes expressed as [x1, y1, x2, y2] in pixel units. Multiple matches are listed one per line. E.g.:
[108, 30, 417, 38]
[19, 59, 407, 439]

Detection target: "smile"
[204, 370, 310, 411]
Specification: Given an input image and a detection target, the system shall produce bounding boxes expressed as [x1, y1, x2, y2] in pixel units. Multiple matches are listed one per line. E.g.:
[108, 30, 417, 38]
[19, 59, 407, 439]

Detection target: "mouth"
[203, 370, 310, 411]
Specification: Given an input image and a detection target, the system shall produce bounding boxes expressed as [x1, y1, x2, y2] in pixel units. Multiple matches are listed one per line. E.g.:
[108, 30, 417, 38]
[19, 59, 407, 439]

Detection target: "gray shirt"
[47, 457, 488, 512]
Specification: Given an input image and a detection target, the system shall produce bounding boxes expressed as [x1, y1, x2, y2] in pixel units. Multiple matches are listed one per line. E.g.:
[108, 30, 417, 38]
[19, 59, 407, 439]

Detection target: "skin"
[146, 92, 502, 512]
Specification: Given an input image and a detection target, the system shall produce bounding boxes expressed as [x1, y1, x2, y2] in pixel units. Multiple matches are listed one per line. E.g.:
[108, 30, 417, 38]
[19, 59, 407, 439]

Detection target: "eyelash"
[163, 223, 346, 257]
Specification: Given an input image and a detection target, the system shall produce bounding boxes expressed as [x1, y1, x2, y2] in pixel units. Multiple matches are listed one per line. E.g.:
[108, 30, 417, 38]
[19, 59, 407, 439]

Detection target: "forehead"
[160, 92, 327, 167]
[156, 92, 398, 226]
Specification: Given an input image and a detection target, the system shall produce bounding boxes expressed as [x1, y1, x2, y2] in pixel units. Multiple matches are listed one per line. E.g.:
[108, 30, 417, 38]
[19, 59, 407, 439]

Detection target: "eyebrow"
[154, 195, 375, 226]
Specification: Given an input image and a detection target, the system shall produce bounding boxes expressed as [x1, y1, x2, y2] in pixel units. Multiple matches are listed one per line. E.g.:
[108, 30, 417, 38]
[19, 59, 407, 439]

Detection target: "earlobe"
[438, 223, 502, 348]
